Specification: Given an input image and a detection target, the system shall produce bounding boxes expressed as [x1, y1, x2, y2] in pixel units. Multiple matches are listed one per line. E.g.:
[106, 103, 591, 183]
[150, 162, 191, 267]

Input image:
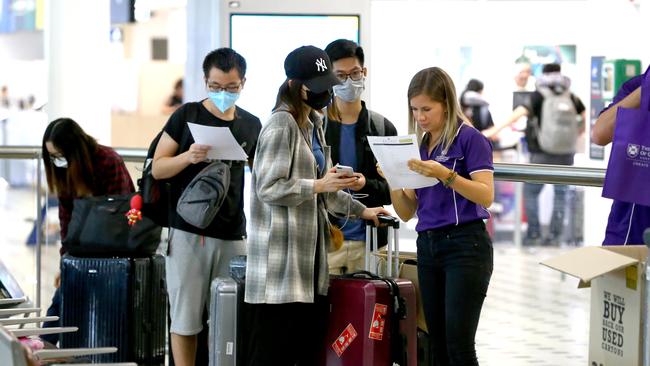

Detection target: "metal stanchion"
[642, 228, 650, 366]
[514, 142, 524, 248]
[35, 153, 42, 309]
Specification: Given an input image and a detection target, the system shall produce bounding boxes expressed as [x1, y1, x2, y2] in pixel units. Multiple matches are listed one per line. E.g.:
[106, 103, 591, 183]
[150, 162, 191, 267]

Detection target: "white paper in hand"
[187, 122, 248, 161]
[368, 134, 438, 189]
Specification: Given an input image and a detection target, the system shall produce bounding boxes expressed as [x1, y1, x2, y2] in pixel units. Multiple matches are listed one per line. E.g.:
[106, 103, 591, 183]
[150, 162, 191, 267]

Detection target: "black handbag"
[62, 194, 162, 257]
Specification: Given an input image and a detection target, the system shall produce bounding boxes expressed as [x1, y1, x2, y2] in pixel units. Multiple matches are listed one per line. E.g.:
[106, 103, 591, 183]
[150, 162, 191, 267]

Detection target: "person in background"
[162, 78, 184, 114]
[592, 65, 650, 245]
[244, 45, 389, 366]
[1, 85, 10, 108]
[483, 63, 586, 246]
[152, 48, 261, 366]
[40, 118, 135, 345]
[460, 78, 494, 133]
[382, 66, 494, 366]
[514, 62, 534, 92]
[323, 39, 397, 274]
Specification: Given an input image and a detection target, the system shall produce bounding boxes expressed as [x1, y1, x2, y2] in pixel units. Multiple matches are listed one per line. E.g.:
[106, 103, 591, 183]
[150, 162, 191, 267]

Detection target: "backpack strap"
[181, 102, 201, 147]
[368, 109, 386, 136]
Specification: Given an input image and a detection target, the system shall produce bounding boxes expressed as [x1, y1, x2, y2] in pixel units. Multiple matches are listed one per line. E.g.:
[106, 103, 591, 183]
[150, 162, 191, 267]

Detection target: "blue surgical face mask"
[52, 157, 68, 168]
[208, 91, 240, 113]
[333, 77, 365, 102]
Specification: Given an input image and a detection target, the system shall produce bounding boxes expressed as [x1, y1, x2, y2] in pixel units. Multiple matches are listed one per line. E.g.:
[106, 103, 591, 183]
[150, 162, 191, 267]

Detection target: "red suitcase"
[322, 216, 417, 366]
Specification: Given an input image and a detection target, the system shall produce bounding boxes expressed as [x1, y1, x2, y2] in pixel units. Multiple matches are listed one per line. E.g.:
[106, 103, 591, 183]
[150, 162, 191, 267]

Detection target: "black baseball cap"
[284, 45, 341, 93]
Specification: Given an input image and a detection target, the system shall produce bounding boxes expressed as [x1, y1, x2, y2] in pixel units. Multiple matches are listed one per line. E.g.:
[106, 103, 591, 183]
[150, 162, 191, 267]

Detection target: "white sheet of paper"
[368, 134, 439, 189]
[187, 122, 248, 161]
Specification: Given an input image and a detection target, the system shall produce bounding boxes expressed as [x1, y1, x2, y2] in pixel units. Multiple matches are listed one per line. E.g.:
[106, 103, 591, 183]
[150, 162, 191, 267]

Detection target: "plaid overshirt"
[245, 110, 366, 304]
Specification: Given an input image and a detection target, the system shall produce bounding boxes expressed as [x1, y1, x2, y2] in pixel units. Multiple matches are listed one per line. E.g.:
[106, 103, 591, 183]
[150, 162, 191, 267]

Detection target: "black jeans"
[245, 295, 329, 366]
[417, 221, 493, 366]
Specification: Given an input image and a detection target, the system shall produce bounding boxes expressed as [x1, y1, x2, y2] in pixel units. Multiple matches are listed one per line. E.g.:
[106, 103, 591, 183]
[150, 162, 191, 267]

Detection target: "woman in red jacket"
[40, 117, 134, 344]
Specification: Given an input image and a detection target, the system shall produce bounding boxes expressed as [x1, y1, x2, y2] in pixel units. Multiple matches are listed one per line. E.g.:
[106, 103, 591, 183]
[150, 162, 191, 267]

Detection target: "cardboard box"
[541, 245, 648, 366]
[374, 251, 428, 333]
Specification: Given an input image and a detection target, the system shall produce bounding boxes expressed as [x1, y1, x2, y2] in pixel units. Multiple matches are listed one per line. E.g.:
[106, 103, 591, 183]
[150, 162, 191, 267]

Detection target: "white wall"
[368, 0, 646, 246]
[369, 0, 645, 137]
[0, 32, 43, 60]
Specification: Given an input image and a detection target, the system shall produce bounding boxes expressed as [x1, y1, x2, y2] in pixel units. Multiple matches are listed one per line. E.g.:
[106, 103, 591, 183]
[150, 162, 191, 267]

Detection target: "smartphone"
[335, 164, 354, 177]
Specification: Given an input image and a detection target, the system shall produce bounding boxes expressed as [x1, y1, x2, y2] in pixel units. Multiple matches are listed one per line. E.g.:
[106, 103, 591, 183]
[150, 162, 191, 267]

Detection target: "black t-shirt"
[163, 101, 262, 240]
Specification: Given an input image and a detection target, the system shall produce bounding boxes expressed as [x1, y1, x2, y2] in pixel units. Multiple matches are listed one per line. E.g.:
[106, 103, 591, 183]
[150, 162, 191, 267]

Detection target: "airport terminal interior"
[1, 0, 649, 365]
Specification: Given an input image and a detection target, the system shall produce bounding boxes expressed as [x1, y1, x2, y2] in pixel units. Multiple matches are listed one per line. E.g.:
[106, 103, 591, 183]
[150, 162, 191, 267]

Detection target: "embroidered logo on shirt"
[435, 155, 450, 162]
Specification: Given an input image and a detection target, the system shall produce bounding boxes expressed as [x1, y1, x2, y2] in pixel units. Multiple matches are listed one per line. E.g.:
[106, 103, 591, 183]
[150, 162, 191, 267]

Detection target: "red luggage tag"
[332, 323, 357, 357]
[369, 303, 387, 341]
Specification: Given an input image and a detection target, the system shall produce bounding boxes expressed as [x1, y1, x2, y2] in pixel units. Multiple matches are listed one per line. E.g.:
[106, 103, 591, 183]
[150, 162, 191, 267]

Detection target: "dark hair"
[324, 39, 364, 66]
[459, 79, 484, 109]
[465, 79, 484, 93]
[174, 78, 183, 90]
[542, 63, 561, 74]
[273, 79, 310, 128]
[42, 118, 98, 197]
[202, 48, 247, 79]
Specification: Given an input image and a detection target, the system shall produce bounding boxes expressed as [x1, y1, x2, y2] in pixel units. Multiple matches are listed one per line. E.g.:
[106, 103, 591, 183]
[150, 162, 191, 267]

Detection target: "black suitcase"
[60, 255, 167, 365]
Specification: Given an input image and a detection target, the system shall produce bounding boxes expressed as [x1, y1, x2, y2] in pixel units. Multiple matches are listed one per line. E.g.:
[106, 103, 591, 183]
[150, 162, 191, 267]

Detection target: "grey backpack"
[536, 87, 579, 154]
[176, 161, 230, 229]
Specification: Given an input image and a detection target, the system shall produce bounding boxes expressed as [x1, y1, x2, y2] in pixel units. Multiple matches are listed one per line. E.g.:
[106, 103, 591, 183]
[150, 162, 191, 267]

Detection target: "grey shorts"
[166, 228, 246, 335]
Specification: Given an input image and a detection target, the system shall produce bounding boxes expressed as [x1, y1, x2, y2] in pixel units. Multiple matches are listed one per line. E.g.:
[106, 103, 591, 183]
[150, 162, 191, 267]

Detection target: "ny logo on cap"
[315, 58, 327, 72]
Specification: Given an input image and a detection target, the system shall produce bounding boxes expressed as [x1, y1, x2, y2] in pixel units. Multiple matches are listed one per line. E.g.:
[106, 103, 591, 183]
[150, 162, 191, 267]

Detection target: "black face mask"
[304, 89, 333, 110]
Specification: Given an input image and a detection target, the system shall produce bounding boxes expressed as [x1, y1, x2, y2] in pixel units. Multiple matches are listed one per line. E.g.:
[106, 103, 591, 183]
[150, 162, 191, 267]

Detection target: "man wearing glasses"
[324, 39, 397, 274]
[152, 48, 261, 366]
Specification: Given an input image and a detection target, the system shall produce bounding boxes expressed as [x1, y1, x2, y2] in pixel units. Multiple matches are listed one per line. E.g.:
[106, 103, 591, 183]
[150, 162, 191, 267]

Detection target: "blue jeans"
[524, 152, 574, 241]
[416, 221, 493, 366]
[524, 182, 567, 240]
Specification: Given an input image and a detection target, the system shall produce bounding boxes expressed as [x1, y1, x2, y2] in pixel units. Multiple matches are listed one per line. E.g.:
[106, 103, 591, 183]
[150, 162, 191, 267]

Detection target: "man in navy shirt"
[323, 39, 397, 274]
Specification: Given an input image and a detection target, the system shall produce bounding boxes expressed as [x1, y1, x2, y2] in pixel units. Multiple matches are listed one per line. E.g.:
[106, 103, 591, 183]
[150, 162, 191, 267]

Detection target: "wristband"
[443, 170, 458, 188]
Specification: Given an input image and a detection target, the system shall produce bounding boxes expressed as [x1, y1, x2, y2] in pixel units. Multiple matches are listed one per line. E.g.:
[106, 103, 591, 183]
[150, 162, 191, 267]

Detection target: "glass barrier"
[0, 148, 623, 366]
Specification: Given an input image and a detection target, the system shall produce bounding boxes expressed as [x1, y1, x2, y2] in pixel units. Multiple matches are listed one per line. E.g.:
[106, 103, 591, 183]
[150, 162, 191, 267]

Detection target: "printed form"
[187, 122, 248, 161]
[368, 135, 439, 189]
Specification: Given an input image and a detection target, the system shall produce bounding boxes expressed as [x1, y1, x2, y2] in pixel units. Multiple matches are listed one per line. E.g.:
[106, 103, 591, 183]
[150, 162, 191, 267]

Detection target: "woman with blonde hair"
[382, 67, 494, 365]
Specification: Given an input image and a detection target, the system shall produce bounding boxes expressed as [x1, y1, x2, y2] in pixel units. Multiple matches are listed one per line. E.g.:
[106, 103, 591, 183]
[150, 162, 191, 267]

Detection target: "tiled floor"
[477, 245, 589, 366]
[1, 186, 590, 365]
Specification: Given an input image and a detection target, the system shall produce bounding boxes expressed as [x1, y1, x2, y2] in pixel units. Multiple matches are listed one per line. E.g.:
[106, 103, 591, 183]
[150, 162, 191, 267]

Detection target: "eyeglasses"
[207, 82, 242, 93]
[335, 70, 364, 82]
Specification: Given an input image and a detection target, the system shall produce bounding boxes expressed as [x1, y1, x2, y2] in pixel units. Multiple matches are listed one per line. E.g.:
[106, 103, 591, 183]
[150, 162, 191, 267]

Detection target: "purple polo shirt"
[601, 66, 650, 245]
[415, 122, 493, 232]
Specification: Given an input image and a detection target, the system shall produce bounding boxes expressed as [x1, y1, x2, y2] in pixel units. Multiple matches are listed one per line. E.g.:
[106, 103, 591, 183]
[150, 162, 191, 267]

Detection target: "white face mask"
[333, 77, 365, 102]
[52, 157, 68, 168]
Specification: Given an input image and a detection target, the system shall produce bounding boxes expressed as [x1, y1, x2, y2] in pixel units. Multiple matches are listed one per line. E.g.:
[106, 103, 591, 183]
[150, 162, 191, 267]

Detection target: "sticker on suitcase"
[332, 323, 358, 357]
[369, 303, 388, 340]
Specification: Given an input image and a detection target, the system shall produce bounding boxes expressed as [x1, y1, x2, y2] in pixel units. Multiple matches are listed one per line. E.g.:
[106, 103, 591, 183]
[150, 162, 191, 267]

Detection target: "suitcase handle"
[365, 214, 399, 228]
[364, 215, 400, 277]
[340, 270, 382, 280]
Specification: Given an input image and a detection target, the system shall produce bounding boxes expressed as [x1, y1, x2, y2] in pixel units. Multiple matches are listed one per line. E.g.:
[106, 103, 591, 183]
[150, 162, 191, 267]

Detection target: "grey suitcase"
[208, 256, 247, 366]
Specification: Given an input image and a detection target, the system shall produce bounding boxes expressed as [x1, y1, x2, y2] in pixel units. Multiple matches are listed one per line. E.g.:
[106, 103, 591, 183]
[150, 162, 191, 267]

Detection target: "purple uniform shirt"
[415, 122, 493, 232]
[601, 66, 650, 245]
